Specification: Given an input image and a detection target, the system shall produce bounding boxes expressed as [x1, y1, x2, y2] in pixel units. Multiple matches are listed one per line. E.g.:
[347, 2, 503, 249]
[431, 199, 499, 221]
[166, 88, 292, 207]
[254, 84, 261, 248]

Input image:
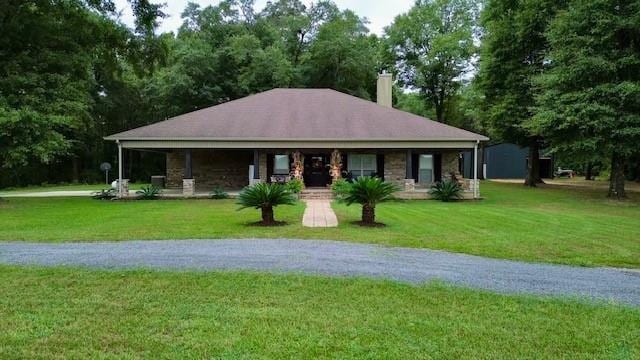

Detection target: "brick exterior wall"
[441, 151, 461, 180]
[166, 150, 253, 190]
[382, 151, 406, 187]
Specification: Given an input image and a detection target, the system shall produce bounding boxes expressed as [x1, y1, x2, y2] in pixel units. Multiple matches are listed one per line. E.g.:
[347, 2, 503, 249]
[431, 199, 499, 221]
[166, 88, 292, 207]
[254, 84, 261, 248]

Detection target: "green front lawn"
[0, 182, 149, 194]
[1, 266, 638, 358]
[1, 182, 639, 268]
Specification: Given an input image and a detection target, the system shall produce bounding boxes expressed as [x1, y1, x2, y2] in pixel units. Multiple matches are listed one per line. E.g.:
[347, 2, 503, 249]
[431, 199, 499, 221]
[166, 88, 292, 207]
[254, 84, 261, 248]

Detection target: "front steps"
[299, 188, 334, 200]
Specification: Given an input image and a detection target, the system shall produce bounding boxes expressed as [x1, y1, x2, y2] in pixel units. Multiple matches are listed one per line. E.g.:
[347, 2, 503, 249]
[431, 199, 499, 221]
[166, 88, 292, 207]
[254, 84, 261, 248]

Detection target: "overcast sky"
[113, 0, 415, 35]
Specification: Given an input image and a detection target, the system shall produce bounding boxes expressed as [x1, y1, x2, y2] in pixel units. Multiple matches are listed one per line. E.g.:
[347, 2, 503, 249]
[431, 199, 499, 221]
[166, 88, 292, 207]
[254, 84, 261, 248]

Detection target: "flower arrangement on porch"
[291, 151, 304, 180]
[329, 149, 342, 182]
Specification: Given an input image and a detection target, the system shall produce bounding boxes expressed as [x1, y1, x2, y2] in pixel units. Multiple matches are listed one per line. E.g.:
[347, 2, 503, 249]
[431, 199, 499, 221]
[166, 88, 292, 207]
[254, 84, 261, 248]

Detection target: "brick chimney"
[377, 71, 393, 108]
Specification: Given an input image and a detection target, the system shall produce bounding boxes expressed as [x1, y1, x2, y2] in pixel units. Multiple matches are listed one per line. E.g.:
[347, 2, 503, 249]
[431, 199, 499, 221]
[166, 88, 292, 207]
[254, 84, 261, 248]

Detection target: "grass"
[0, 266, 638, 359]
[0, 182, 149, 194]
[1, 182, 639, 268]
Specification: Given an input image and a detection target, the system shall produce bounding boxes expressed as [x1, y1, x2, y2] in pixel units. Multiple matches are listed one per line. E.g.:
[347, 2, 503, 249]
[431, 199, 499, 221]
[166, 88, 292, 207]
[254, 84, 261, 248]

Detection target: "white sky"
[113, 0, 415, 35]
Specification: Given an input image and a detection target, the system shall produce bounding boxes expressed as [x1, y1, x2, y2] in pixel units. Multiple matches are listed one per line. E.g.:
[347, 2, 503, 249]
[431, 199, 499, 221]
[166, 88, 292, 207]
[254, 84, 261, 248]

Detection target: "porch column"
[253, 149, 260, 180]
[404, 149, 415, 191]
[183, 149, 195, 196]
[117, 141, 123, 198]
[184, 149, 193, 179]
[473, 141, 479, 199]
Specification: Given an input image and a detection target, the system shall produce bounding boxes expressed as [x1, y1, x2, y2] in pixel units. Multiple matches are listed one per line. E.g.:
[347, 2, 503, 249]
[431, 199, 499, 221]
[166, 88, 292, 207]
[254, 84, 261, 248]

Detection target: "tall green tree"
[303, 10, 380, 98]
[532, 0, 640, 198]
[478, 0, 565, 187]
[386, 0, 478, 123]
[0, 0, 165, 184]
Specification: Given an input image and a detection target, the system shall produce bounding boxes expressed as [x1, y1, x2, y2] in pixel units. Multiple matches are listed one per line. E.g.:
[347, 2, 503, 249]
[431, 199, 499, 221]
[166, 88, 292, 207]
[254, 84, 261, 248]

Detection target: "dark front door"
[304, 154, 329, 187]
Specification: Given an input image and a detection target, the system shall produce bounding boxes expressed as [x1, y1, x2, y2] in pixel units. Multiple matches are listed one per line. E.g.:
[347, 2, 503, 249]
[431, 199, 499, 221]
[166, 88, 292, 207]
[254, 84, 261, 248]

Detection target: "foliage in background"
[531, 0, 640, 199]
[237, 182, 297, 225]
[429, 180, 463, 202]
[136, 185, 161, 200]
[210, 187, 229, 199]
[339, 176, 398, 226]
[0, 0, 166, 187]
[478, 0, 566, 187]
[386, 0, 478, 123]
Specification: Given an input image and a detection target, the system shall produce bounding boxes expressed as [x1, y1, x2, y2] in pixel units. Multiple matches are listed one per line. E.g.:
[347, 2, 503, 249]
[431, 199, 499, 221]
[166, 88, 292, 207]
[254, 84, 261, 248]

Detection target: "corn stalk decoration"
[330, 149, 342, 181]
[291, 151, 304, 180]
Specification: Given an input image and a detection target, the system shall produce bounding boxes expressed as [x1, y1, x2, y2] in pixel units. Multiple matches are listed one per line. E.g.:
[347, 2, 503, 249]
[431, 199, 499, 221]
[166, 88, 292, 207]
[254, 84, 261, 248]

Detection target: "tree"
[532, 0, 640, 198]
[478, 0, 565, 187]
[303, 10, 380, 98]
[340, 177, 398, 226]
[0, 0, 165, 185]
[386, 0, 477, 123]
[237, 183, 297, 225]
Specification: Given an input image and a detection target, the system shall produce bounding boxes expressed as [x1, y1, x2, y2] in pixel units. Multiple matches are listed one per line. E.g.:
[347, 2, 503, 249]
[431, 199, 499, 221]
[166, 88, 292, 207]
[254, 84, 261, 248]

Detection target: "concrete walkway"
[302, 200, 338, 227]
[1, 239, 639, 305]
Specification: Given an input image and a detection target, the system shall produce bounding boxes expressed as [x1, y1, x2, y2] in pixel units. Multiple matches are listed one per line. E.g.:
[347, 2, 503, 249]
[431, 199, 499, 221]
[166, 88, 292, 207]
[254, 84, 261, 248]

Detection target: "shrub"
[210, 187, 229, 199]
[92, 188, 117, 200]
[237, 182, 297, 225]
[331, 178, 352, 201]
[429, 180, 463, 202]
[341, 176, 398, 226]
[285, 178, 304, 194]
[136, 185, 161, 200]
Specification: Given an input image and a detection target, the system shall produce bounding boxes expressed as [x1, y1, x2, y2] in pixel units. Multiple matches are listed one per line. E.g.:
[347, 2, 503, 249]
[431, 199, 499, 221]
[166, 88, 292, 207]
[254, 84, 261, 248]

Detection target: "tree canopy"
[386, 0, 478, 123]
[532, 0, 640, 198]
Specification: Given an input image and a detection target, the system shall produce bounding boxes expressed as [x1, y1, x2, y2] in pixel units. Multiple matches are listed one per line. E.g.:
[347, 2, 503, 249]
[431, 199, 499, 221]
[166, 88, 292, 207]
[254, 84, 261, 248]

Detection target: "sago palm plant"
[429, 180, 463, 202]
[237, 182, 297, 225]
[341, 176, 398, 226]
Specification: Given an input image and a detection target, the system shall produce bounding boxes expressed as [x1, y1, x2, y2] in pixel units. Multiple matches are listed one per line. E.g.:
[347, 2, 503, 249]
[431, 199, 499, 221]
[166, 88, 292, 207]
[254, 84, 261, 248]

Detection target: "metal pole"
[117, 141, 123, 197]
[473, 141, 479, 199]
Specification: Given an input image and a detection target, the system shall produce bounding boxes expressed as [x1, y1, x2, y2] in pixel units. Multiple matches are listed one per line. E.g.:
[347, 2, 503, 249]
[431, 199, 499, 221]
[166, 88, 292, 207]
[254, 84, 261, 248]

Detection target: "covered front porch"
[115, 144, 481, 200]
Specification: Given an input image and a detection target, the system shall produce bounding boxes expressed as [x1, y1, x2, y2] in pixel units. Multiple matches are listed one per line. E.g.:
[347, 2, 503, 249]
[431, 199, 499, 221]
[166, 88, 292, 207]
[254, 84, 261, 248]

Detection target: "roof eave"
[104, 136, 489, 142]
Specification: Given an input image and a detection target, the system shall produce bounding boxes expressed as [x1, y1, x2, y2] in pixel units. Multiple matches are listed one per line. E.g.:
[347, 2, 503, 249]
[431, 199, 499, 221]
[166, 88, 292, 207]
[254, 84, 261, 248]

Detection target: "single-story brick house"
[106, 74, 488, 199]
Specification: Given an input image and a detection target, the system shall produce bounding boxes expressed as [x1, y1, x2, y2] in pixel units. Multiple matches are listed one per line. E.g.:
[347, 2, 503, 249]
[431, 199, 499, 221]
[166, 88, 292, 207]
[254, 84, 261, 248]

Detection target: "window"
[273, 154, 289, 175]
[419, 154, 434, 184]
[348, 154, 377, 179]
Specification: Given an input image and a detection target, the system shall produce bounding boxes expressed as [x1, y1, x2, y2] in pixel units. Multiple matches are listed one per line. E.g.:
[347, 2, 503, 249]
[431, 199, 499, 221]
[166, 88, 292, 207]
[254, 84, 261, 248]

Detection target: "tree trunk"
[261, 206, 275, 224]
[435, 103, 444, 123]
[524, 137, 543, 187]
[71, 156, 80, 183]
[608, 152, 626, 199]
[361, 204, 375, 224]
[585, 162, 593, 181]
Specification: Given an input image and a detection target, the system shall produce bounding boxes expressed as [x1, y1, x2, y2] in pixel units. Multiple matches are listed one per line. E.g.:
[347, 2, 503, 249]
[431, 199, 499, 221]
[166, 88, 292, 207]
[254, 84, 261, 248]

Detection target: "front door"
[304, 154, 329, 187]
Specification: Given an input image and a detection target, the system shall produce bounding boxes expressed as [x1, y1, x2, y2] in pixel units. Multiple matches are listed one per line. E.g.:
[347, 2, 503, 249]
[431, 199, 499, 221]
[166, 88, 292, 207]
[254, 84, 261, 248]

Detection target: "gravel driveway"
[1, 239, 638, 305]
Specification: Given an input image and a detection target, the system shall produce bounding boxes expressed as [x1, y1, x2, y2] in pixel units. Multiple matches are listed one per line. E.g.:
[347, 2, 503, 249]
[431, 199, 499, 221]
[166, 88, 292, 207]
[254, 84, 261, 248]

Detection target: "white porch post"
[117, 140, 123, 198]
[473, 140, 479, 199]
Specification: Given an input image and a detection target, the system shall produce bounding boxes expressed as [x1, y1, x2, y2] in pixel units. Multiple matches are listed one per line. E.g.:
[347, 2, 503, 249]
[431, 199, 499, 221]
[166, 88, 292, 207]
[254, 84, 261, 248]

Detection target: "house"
[105, 74, 488, 199]
[461, 143, 554, 180]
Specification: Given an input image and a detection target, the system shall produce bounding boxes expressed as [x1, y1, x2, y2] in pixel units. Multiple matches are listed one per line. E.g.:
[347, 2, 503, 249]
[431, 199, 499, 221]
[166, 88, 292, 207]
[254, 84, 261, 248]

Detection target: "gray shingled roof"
[106, 88, 488, 141]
